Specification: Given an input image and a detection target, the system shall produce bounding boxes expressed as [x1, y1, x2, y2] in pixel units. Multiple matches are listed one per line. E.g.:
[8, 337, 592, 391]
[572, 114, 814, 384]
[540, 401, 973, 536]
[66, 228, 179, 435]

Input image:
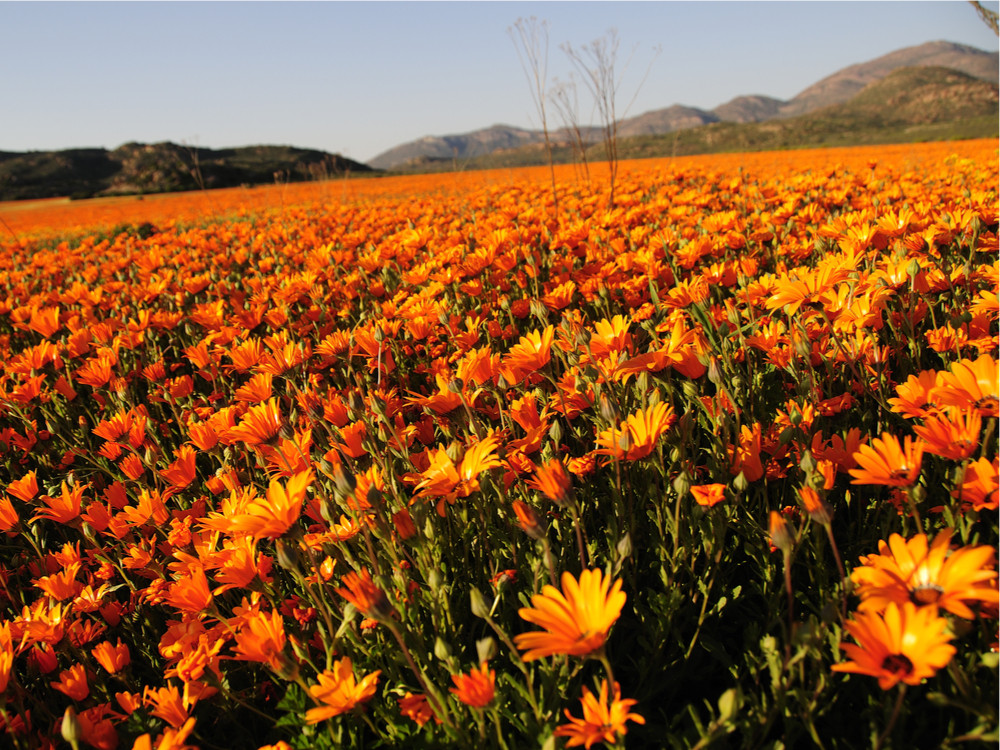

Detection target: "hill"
[370, 40, 999, 170]
[398, 66, 998, 171]
[0, 143, 372, 202]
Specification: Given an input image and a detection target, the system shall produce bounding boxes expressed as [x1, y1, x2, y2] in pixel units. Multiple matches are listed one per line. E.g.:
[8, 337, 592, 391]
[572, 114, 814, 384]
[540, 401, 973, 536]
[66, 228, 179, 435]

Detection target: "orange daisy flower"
[500, 325, 555, 385]
[848, 433, 924, 487]
[515, 569, 626, 661]
[159, 445, 199, 490]
[225, 398, 284, 446]
[92, 640, 131, 673]
[888, 371, 941, 420]
[305, 657, 381, 724]
[449, 661, 496, 708]
[7, 470, 38, 502]
[336, 570, 391, 619]
[51, 663, 89, 701]
[952, 456, 999, 511]
[932, 354, 998, 417]
[912, 408, 981, 461]
[850, 529, 998, 619]
[224, 470, 313, 540]
[832, 601, 955, 690]
[398, 692, 440, 726]
[528, 459, 573, 505]
[33, 481, 89, 525]
[232, 609, 288, 673]
[553, 679, 645, 749]
[690, 484, 726, 508]
[595, 402, 676, 461]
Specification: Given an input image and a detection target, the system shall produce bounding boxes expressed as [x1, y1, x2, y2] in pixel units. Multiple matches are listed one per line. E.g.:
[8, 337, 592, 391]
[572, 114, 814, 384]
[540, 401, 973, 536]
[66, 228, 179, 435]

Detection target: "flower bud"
[476, 637, 498, 664]
[61, 707, 82, 747]
[469, 586, 490, 619]
[768, 510, 793, 554]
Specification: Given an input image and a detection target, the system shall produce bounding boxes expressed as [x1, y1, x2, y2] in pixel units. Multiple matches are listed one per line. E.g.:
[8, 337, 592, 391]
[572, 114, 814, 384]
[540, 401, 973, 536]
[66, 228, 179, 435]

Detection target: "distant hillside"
[366, 125, 556, 170]
[402, 66, 998, 172]
[0, 143, 373, 202]
[370, 39, 999, 170]
[777, 39, 999, 118]
[617, 66, 998, 159]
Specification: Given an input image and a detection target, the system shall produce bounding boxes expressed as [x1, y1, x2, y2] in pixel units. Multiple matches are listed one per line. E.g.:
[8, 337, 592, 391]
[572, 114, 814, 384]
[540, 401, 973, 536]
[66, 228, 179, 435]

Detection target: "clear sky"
[2, 1, 997, 164]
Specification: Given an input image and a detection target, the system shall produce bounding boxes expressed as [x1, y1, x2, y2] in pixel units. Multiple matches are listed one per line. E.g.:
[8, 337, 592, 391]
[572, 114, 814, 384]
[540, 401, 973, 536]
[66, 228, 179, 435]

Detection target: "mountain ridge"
[369, 39, 999, 170]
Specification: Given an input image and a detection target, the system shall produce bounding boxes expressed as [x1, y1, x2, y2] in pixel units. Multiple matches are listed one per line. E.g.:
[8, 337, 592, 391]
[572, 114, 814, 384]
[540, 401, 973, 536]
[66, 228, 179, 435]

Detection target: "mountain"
[617, 105, 719, 137]
[711, 95, 785, 123]
[612, 66, 998, 160]
[367, 125, 551, 170]
[369, 40, 999, 170]
[0, 142, 372, 202]
[777, 40, 999, 118]
[399, 66, 997, 172]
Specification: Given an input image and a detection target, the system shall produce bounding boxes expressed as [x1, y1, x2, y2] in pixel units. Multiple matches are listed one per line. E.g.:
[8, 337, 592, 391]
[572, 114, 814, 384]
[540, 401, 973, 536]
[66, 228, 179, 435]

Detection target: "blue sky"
[2, 1, 997, 163]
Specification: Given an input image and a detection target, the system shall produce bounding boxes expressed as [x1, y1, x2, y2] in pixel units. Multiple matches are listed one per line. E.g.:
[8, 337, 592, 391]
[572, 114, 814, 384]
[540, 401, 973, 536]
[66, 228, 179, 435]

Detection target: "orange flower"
[34, 563, 83, 601]
[932, 354, 998, 417]
[0, 496, 17, 532]
[798, 486, 832, 524]
[729, 423, 764, 482]
[512, 500, 544, 539]
[224, 470, 313, 540]
[7, 470, 38, 502]
[51, 663, 89, 701]
[143, 683, 211, 729]
[768, 510, 794, 553]
[528, 459, 573, 505]
[92, 640, 131, 673]
[912, 408, 981, 461]
[952, 456, 999, 511]
[413, 435, 501, 515]
[336, 570, 391, 619]
[398, 692, 440, 726]
[888, 371, 941, 419]
[305, 657, 380, 724]
[33, 481, 89, 525]
[232, 609, 288, 673]
[596, 402, 675, 461]
[234, 372, 273, 403]
[849, 433, 924, 487]
[500, 325, 555, 385]
[159, 445, 199, 489]
[553, 679, 645, 749]
[225, 398, 284, 446]
[119, 453, 146, 481]
[850, 529, 998, 619]
[449, 661, 496, 707]
[0, 623, 11, 694]
[515, 569, 626, 661]
[166, 565, 214, 615]
[690, 484, 726, 508]
[832, 601, 955, 690]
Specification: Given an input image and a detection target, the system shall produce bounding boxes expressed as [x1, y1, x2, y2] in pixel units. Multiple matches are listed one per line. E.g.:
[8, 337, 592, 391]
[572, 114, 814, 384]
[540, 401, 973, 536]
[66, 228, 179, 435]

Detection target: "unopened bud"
[61, 707, 82, 746]
[434, 637, 452, 661]
[470, 586, 490, 619]
[275, 538, 301, 571]
[768, 511, 793, 553]
[476, 637, 498, 664]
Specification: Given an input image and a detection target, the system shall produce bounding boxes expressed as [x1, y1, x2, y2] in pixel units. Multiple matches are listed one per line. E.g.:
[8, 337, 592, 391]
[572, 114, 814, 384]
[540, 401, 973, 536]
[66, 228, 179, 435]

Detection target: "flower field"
[0, 139, 996, 750]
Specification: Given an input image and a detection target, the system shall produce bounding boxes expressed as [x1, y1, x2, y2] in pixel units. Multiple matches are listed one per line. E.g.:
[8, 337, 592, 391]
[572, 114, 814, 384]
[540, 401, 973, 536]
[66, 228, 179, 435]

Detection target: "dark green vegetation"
[0, 142, 372, 202]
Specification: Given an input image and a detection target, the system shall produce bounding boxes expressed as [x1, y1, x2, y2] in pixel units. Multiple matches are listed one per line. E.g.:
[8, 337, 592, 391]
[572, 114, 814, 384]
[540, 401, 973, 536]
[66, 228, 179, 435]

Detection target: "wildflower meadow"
[0, 139, 996, 750]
